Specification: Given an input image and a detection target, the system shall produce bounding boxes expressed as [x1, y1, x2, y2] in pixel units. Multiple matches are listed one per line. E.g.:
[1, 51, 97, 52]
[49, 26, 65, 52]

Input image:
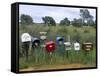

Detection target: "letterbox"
[21, 33, 31, 42]
[45, 41, 55, 53]
[74, 42, 80, 51]
[82, 42, 93, 52]
[64, 42, 71, 51]
[32, 37, 40, 47]
[21, 33, 31, 61]
[56, 36, 64, 45]
[39, 32, 47, 40]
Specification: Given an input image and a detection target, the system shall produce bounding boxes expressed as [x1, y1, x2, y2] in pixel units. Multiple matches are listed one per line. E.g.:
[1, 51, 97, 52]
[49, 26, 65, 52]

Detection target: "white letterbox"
[64, 42, 71, 50]
[21, 33, 31, 42]
[74, 42, 80, 51]
[39, 32, 47, 40]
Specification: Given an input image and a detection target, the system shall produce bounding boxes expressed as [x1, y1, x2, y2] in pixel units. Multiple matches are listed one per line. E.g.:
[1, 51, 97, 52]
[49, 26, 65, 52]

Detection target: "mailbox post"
[39, 32, 47, 62]
[31, 37, 40, 63]
[45, 41, 56, 63]
[56, 36, 65, 56]
[64, 42, 71, 58]
[21, 33, 31, 61]
[63, 35, 71, 58]
[82, 42, 93, 63]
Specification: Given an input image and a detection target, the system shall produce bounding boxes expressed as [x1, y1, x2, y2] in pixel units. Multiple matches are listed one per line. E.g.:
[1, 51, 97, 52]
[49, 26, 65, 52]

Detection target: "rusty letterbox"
[82, 42, 93, 52]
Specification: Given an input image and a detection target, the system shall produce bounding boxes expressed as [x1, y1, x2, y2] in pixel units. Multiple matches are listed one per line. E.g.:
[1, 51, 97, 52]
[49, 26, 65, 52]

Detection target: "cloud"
[19, 5, 96, 23]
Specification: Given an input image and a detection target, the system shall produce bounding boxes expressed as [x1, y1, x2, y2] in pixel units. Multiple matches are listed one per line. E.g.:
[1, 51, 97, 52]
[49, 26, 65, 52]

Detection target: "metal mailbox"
[82, 42, 93, 52]
[32, 37, 40, 47]
[64, 42, 71, 51]
[74, 42, 80, 52]
[21, 33, 31, 42]
[39, 32, 47, 40]
[21, 33, 31, 61]
[56, 36, 64, 45]
[45, 41, 56, 53]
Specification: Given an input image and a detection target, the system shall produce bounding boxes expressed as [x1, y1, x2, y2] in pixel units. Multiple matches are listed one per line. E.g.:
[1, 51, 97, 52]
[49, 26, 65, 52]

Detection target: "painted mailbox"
[64, 42, 71, 51]
[39, 32, 47, 40]
[21, 33, 31, 61]
[56, 36, 64, 45]
[32, 37, 40, 47]
[45, 41, 56, 53]
[74, 42, 80, 52]
[82, 42, 93, 52]
[21, 33, 31, 42]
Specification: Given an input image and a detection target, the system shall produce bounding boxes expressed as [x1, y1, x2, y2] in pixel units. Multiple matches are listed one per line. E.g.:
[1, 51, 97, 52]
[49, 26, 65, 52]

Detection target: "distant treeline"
[19, 9, 96, 27]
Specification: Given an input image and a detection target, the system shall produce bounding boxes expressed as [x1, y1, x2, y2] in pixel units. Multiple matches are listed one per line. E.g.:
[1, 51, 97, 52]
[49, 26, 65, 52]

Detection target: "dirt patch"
[20, 63, 95, 72]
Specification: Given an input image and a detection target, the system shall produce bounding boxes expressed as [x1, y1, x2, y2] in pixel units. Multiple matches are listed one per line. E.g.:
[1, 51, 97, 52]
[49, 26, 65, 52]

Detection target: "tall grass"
[19, 24, 96, 69]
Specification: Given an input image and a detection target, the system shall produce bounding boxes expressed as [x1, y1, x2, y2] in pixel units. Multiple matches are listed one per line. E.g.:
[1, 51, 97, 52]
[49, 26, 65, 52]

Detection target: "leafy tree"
[87, 18, 95, 26]
[60, 18, 70, 26]
[72, 18, 82, 27]
[42, 16, 56, 26]
[93, 20, 96, 28]
[20, 14, 33, 25]
[80, 9, 93, 26]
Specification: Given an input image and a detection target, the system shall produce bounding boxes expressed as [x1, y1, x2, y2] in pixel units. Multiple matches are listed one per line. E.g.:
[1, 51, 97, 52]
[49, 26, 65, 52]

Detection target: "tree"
[42, 16, 56, 26]
[80, 9, 93, 26]
[72, 18, 82, 27]
[60, 18, 70, 26]
[20, 14, 33, 25]
[93, 20, 96, 28]
[87, 18, 95, 26]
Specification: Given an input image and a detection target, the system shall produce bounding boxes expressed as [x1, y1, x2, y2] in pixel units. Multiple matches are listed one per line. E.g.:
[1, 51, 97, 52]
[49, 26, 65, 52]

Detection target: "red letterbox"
[45, 41, 55, 53]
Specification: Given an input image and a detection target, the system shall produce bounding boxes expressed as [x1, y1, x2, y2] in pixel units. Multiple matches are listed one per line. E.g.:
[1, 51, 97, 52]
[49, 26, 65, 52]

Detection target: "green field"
[19, 24, 96, 71]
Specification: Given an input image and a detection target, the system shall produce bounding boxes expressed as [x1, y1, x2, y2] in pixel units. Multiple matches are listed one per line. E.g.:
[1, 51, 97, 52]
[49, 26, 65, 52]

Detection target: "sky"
[19, 5, 96, 23]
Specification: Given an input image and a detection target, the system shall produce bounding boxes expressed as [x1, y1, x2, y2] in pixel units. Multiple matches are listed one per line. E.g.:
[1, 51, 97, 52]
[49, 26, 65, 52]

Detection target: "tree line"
[20, 9, 96, 27]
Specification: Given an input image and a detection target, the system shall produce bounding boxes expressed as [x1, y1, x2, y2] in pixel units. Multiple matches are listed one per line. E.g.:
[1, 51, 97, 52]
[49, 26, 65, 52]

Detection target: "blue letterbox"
[56, 36, 64, 45]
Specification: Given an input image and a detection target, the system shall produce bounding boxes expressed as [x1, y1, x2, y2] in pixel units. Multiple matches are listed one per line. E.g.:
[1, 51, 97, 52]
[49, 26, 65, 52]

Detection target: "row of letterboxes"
[21, 33, 93, 53]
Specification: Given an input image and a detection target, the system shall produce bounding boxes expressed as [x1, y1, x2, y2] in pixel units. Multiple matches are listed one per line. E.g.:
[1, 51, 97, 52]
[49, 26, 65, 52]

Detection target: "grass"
[19, 48, 96, 69]
[19, 24, 96, 70]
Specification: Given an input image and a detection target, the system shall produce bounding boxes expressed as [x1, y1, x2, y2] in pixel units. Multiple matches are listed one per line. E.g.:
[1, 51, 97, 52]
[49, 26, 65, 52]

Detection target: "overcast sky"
[19, 5, 96, 23]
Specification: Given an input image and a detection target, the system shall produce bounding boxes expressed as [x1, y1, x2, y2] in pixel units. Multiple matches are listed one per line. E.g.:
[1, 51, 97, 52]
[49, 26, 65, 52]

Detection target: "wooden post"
[45, 41, 55, 64]
[62, 35, 71, 63]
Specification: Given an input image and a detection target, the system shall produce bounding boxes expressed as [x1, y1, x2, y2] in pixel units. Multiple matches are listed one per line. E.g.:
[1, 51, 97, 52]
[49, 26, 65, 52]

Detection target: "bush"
[84, 29, 90, 33]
